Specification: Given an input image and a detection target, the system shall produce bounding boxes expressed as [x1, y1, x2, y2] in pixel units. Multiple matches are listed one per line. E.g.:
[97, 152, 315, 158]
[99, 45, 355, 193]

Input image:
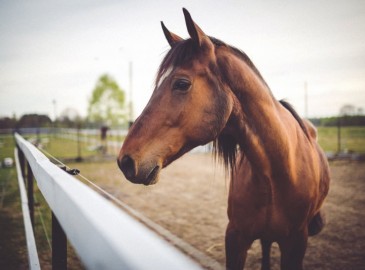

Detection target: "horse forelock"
[156, 66, 173, 88]
[155, 37, 225, 87]
[155, 39, 197, 87]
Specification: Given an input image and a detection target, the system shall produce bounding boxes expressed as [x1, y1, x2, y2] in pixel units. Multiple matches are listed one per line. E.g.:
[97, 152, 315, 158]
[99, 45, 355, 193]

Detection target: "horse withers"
[118, 8, 330, 270]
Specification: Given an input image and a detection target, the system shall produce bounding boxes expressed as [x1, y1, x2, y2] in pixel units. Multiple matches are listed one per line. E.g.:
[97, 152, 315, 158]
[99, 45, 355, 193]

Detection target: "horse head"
[118, 9, 234, 185]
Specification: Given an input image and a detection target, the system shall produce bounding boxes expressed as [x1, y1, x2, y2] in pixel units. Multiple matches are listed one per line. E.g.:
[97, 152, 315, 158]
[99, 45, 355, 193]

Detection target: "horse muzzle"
[117, 155, 161, 185]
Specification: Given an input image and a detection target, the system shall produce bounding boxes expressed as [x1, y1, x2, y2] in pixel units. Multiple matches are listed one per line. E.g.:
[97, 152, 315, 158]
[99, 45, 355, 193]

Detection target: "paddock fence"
[14, 132, 202, 270]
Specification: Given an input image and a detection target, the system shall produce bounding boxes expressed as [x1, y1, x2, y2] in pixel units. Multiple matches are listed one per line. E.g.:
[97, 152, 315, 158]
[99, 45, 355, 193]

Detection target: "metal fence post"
[27, 162, 35, 226]
[52, 212, 67, 270]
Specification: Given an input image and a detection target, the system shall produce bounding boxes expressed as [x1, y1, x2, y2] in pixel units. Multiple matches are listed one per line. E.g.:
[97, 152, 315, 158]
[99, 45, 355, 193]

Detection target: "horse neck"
[218, 52, 292, 176]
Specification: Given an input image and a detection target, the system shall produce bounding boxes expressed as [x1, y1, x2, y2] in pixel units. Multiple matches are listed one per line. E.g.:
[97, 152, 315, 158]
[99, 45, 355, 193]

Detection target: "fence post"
[52, 213, 67, 270]
[76, 123, 82, 162]
[27, 162, 35, 226]
[337, 116, 342, 153]
[17, 146, 26, 179]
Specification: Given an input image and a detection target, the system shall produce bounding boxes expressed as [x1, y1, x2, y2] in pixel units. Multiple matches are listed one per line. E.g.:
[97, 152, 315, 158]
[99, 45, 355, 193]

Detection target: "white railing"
[14, 148, 40, 270]
[15, 133, 202, 270]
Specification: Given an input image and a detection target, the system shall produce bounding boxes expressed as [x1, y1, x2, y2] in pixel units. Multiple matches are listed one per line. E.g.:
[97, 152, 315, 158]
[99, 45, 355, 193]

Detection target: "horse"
[118, 8, 330, 270]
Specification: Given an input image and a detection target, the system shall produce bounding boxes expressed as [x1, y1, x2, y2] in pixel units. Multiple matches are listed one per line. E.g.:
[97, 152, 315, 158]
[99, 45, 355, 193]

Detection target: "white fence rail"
[15, 133, 202, 270]
[14, 148, 41, 270]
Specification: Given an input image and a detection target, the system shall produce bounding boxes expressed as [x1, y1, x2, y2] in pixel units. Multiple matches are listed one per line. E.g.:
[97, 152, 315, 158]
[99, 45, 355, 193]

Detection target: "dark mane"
[214, 100, 311, 171]
[213, 133, 239, 173]
[210, 37, 270, 90]
[279, 100, 310, 139]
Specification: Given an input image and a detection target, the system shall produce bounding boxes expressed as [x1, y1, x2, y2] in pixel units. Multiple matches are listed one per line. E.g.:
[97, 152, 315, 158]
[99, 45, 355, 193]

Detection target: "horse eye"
[172, 79, 191, 92]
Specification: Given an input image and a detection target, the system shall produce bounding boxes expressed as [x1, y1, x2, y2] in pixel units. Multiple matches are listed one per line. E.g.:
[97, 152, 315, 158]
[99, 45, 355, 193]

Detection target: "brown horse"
[118, 8, 330, 270]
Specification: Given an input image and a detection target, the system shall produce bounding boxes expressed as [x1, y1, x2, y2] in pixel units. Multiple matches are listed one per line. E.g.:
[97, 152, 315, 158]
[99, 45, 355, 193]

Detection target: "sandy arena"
[76, 153, 365, 269]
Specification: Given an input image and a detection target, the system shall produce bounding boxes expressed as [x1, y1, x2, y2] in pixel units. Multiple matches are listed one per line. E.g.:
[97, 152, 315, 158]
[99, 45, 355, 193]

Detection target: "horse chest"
[228, 172, 271, 230]
[228, 170, 309, 238]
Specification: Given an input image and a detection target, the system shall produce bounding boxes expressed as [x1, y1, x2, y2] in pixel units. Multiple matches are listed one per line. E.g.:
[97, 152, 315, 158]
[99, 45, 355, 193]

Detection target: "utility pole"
[52, 99, 57, 122]
[53, 99, 57, 137]
[304, 81, 308, 118]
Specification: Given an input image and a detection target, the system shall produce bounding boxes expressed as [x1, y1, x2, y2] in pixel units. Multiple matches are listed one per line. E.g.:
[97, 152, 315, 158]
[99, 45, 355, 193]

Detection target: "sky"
[0, 0, 364, 121]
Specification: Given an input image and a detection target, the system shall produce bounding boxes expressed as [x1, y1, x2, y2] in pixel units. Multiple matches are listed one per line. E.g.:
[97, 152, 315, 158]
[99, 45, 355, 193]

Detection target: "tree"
[16, 114, 52, 128]
[0, 116, 17, 129]
[87, 74, 127, 127]
[59, 107, 81, 128]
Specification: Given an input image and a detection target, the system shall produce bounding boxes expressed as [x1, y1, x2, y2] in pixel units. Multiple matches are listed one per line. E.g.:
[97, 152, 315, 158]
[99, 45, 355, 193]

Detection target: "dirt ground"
[76, 153, 365, 270]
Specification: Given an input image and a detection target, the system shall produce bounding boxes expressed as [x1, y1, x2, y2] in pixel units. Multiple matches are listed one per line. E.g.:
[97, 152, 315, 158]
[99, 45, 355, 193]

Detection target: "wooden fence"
[14, 132, 202, 270]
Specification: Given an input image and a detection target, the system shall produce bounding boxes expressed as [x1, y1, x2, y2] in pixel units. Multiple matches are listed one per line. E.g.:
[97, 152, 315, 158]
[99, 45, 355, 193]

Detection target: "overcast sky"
[0, 0, 364, 121]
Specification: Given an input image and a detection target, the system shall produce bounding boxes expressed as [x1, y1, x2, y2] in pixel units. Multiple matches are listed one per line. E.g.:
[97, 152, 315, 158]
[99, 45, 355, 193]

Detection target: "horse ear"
[161, 21, 183, 47]
[183, 8, 209, 48]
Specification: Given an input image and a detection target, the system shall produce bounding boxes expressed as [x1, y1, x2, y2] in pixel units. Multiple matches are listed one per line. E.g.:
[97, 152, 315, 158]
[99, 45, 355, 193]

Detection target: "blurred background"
[1, 1, 364, 269]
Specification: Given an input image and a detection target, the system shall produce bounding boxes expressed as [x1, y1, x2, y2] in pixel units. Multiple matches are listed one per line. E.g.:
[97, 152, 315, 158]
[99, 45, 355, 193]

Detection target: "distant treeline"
[0, 114, 52, 129]
[1, 114, 365, 130]
[0, 114, 120, 130]
[309, 115, 365, 127]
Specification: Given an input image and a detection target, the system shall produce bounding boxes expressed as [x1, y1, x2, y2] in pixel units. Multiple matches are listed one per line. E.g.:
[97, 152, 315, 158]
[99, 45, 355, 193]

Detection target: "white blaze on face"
[157, 66, 173, 88]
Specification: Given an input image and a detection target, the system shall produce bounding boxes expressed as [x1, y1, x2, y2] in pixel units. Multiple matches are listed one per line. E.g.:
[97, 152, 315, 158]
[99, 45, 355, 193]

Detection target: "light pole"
[304, 81, 308, 118]
[52, 99, 57, 136]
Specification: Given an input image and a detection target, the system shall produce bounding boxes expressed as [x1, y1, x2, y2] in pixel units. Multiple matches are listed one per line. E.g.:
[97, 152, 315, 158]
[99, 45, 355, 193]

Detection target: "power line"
[34, 192, 52, 253]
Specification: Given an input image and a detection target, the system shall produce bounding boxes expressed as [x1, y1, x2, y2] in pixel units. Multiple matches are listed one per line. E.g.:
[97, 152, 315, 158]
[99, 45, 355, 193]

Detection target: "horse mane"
[213, 133, 239, 173]
[213, 100, 311, 172]
[279, 100, 310, 139]
[210, 37, 271, 91]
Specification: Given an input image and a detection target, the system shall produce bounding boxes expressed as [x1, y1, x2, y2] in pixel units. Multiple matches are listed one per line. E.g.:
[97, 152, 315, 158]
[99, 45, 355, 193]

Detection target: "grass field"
[317, 126, 365, 153]
[41, 137, 96, 160]
[22, 126, 365, 161]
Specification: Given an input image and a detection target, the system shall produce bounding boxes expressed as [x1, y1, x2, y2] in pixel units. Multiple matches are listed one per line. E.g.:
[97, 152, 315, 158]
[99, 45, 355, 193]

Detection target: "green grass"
[43, 137, 95, 160]
[20, 134, 105, 160]
[317, 126, 365, 153]
[0, 135, 16, 160]
[0, 136, 27, 268]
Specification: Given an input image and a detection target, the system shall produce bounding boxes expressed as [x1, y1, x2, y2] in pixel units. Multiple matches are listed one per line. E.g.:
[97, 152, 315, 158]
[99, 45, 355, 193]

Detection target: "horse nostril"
[118, 155, 136, 180]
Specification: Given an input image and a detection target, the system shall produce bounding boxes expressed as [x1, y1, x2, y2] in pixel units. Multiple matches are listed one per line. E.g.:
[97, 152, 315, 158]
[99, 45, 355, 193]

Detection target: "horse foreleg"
[278, 230, 308, 270]
[260, 239, 272, 270]
[225, 224, 251, 270]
